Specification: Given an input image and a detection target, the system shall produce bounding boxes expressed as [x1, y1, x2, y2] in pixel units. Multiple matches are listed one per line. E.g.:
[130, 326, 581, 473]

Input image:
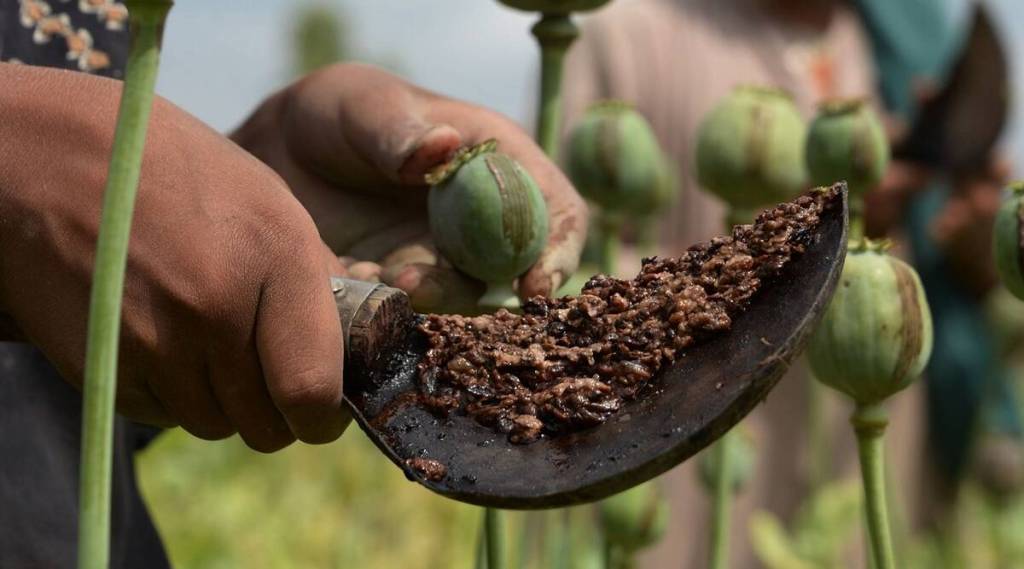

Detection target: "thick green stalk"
[708, 431, 734, 569]
[485, 508, 507, 569]
[531, 13, 579, 159]
[77, 3, 171, 568]
[542, 508, 572, 569]
[476, 512, 488, 569]
[513, 512, 533, 569]
[529, 14, 579, 569]
[603, 540, 634, 569]
[807, 374, 827, 493]
[637, 219, 658, 259]
[852, 403, 896, 569]
[598, 214, 620, 276]
[849, 195, 865, 241]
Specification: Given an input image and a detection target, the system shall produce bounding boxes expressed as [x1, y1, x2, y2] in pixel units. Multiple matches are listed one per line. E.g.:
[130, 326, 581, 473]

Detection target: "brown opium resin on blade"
[417, 188, 837, 444]
[405, 457, 448, 482]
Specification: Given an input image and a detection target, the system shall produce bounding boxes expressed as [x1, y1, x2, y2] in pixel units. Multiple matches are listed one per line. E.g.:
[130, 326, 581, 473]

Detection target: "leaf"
[750, 511, 814, 569]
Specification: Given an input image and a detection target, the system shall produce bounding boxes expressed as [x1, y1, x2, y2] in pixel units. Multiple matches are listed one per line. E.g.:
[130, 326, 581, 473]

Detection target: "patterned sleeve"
[0, 0, 129, 77]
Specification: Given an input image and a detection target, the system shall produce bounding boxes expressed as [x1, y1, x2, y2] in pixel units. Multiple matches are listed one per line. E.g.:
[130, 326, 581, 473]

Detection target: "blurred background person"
[561, 0, 1015, 567]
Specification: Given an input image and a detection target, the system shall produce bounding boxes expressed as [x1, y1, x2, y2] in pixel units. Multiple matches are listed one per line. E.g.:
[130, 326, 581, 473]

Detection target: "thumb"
[282, 65, 464, 187]
[392, 123, 463, 185]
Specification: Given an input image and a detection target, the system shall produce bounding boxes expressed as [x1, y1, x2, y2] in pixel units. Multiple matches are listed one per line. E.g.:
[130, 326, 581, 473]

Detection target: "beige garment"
[561, 1, 926, 567]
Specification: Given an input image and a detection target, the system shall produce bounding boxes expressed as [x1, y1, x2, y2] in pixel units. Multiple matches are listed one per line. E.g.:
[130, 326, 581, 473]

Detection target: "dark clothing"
[0, 345, 169, 568]
[2, 1, 170, 566]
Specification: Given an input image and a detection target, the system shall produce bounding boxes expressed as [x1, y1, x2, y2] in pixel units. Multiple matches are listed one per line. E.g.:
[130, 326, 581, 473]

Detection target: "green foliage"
[292, 4, 348, 76]
[749, 479, 863, 569]
[137, 428, 480, 569]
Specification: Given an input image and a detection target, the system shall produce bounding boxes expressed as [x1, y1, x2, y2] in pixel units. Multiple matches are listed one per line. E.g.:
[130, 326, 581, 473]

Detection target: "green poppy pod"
[695, 86, 808, 213]
[427, 140, 549, 309]
[567, 101, 666, 218]
[993, 182, 1024, 301]
[497, 0, 610, 13]
[806, 99, 890, 201]
[807, 239, 933, 405]
[600, 481, 669, 554]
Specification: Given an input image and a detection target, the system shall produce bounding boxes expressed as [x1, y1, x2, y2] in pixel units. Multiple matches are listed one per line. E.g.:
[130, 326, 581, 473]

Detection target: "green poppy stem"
[807, 374, 828, 493]
[848, 195, 865, 241]
[476, 511, 488, 569]
[76, 3, 171, 569]
[851, 402, 896, 569]
[637, 219, 659, 260]
[485, 508, 507, 569]
[598, 214, 620, 276]
[531, 13, 579, 159]
[529, 13, 579, 569]
[603, 539, 635, 569]
[708, 431, 734, 569]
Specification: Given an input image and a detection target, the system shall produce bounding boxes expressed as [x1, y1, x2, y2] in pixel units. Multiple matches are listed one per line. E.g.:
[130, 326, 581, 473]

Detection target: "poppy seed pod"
[806, 99, 889, 201]
[698, 428, 756, 494]
[993, 182, 1024, 300]
[695, 86, 808, 212]
[600, 481, 669, 554]
[807, 239, 933, 405]
[498, 0, 610, 13]
[427, 140, 549, 309]
[567, 101, 666, 218]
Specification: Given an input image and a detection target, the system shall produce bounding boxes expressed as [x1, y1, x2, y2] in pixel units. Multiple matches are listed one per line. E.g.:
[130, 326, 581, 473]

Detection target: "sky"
[155, 0, 1024, 171]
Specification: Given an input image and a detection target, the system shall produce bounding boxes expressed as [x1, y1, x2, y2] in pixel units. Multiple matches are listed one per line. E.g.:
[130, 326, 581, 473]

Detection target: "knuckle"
[259, 204, 323, 267]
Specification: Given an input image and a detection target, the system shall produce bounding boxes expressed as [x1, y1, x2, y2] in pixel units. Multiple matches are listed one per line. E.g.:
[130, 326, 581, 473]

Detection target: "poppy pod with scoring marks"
[806, 99, 889, 202]
[993, 182, 1024, 301]
[807, 239, 933, 405]
[695, 86, 808, 214]
[427, 140, 549, 309]
[567, 101, 666, 217]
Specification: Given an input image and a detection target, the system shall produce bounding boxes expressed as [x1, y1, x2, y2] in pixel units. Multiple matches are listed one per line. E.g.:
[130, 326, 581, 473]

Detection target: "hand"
[931, 156, 1011, 296]
[0, 63, 348, 452]
[232, 63, 588, 314]
[863, 160, 933, 238]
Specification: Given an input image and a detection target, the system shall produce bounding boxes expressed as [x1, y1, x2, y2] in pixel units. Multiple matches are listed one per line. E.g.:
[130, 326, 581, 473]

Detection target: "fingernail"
[398, 124, 462, 185]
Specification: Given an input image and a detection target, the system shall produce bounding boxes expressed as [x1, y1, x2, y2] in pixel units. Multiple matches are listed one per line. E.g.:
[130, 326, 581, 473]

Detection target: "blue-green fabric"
[855, 0, 1022, 483]
[854, 0, 964, 120]
[906, 187, 1022, 480]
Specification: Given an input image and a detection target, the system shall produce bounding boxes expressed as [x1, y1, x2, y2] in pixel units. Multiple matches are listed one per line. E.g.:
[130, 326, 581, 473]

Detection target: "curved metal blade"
[345, 186, 848, 508]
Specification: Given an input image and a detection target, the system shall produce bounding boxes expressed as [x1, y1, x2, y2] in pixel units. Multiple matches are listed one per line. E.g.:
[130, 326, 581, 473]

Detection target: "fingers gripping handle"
[0, 279, 414, 369]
